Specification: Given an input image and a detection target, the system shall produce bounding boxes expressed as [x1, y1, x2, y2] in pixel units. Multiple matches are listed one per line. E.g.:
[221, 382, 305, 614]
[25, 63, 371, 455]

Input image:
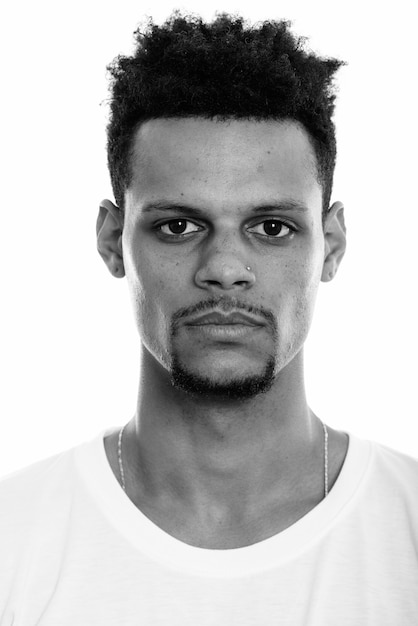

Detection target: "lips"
[185, 311, 265, 327]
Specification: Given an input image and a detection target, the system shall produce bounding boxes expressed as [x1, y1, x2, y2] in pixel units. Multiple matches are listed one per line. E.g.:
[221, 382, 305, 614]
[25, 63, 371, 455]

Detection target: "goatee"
[170, 355, 276, 401]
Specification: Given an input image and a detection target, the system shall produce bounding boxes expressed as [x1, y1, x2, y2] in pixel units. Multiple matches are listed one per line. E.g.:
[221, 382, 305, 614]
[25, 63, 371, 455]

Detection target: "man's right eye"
[157, 219, 203, 236]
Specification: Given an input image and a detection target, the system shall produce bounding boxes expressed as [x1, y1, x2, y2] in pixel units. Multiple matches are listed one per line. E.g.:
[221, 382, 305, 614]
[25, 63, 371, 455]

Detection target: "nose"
[194, 254, 256, 292]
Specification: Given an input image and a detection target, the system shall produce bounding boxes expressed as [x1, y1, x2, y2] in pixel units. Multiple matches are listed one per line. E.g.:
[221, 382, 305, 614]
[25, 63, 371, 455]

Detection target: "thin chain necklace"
[118, 421, 329, 498]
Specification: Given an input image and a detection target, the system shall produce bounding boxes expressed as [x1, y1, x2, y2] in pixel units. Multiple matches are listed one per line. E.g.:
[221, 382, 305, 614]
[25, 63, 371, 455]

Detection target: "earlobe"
[96, 199, 125, 278]
[321, 201, 347, 283]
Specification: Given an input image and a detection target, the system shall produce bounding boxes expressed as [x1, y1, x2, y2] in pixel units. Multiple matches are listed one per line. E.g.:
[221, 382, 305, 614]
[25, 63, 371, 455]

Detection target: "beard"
[167, 295, 279, 401]
[170, 353, 276, 401]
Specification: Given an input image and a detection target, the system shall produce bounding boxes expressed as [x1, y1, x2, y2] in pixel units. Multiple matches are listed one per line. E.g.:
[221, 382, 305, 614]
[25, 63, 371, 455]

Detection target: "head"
[97, 13, 347, 401]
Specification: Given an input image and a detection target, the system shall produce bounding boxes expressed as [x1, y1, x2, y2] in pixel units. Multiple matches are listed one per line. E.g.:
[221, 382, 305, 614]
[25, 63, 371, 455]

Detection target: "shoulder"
[365, 438, 418, 506]
[0, 445, 82, 612]
[0, 447, 75, 504]
[371, 439, 418, 475]
[0, 446, 78, 554]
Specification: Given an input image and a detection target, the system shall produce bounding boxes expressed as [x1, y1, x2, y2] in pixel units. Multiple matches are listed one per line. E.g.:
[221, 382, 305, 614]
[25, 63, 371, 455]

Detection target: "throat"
[104, 424, 349, 550]
[131, 490, 324, 550]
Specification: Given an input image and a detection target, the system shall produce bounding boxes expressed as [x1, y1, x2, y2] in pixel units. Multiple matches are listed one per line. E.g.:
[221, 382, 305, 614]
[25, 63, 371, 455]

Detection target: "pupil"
[264, 220, 282, 236]
[169, 220, 186, 234]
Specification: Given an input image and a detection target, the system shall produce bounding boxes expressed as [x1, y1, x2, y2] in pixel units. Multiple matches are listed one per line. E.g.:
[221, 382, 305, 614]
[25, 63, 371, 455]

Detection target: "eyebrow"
[141, 199, 309, 215]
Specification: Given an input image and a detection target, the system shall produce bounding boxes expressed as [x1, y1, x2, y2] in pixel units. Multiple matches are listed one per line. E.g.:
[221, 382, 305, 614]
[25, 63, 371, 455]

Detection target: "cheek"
[291, 254, 323, 329]
[131, 269, 166, 327]
[123, 224, 181, 302]
[275, 248, 322, 328]
[123, 242, 185, 361]
[123, 245, 163, 326]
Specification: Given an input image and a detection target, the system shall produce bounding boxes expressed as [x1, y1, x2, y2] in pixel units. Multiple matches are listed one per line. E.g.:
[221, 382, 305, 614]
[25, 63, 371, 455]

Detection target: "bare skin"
[97, 117, 348, 549]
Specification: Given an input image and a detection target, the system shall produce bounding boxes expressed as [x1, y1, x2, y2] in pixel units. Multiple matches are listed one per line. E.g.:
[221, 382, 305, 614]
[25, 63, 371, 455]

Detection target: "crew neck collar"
[75, 427, 372, 578]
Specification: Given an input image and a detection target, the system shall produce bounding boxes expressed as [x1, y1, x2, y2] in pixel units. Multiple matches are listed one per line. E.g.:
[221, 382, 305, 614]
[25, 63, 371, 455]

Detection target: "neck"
[121, 347, 326, 526]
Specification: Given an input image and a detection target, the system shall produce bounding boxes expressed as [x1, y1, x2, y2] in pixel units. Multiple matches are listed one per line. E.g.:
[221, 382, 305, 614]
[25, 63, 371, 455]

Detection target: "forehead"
[127, 117, 321, 210]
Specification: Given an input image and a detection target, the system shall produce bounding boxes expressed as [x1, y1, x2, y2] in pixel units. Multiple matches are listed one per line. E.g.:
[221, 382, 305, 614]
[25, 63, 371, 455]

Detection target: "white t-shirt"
[1, 427, 418, 625]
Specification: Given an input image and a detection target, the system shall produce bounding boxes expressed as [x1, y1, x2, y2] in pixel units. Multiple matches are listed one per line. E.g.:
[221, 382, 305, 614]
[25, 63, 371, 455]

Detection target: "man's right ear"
[96, 199, 125, 278]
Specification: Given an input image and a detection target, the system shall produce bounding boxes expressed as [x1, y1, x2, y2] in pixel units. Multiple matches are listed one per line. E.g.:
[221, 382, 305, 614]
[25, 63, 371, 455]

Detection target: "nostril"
[194, 259, 256, 290]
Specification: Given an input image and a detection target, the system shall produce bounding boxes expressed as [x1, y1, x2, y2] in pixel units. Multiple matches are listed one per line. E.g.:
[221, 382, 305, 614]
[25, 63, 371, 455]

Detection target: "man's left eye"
[249, 220, 292, 238]
[158, 220, 202, 236]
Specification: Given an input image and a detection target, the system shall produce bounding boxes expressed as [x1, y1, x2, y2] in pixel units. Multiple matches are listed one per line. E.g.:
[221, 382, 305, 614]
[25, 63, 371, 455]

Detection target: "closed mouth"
[185, 311, 265, 327]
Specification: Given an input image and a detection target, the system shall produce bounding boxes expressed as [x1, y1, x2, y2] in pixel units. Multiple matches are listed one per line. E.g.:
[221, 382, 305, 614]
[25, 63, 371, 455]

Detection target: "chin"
[170, 355, 276, 401]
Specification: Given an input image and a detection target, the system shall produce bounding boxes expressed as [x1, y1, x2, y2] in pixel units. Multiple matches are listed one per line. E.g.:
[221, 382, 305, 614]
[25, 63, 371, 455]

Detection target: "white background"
[0, 0, 416, 476]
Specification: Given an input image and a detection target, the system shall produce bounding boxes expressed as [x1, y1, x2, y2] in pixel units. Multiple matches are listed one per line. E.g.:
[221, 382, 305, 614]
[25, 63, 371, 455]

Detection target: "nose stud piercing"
[246, 266, 251, 271]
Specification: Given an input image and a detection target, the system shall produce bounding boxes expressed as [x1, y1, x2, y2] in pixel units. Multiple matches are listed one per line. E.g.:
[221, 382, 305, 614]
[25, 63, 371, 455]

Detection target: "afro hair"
[106, 12, 346, 223]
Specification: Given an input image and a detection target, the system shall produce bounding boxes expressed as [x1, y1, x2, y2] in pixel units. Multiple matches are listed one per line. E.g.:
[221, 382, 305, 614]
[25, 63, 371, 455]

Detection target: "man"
[1, 12, 417, 624]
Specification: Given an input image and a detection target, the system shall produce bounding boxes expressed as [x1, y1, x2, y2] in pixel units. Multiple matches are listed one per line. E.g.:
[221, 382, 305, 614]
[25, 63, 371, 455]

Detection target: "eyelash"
[155, 219, 296, 240]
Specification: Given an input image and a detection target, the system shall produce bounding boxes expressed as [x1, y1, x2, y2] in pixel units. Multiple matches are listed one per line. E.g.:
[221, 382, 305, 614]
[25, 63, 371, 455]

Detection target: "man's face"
[122, 118, 325, 399]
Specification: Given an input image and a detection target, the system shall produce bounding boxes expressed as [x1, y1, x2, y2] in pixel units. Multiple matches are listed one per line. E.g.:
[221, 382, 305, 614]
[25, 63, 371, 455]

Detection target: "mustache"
[171, 296, 277, 336]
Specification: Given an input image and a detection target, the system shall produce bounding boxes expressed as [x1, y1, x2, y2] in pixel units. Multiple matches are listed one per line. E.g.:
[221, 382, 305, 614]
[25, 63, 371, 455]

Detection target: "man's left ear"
[321, 201, 347, 282]
[96, 199, 125, 278]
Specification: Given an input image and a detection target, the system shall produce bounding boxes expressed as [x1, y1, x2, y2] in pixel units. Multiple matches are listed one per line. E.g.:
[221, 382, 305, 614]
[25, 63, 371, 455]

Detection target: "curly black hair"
[106, 12, 346, 224]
